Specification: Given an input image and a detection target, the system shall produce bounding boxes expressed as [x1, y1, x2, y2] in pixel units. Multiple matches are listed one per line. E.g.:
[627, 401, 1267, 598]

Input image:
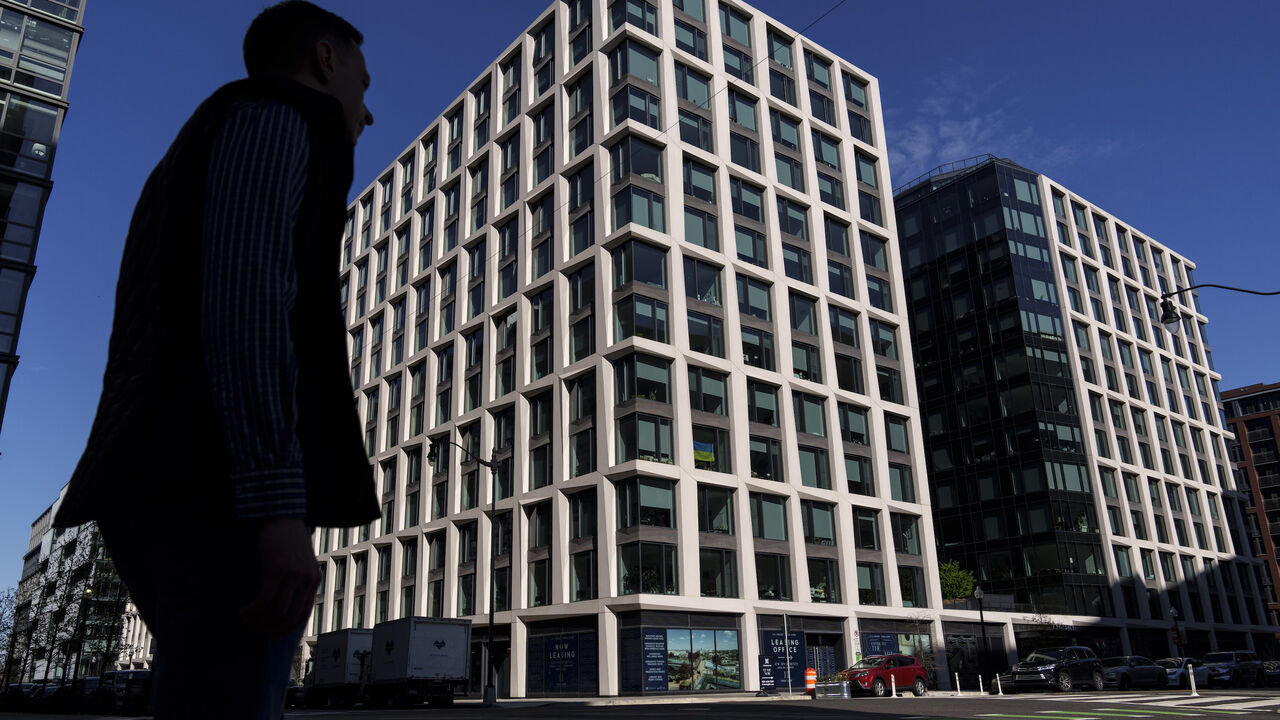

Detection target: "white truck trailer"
[306, 628, 373, 707]
[368, 617, 472, 706]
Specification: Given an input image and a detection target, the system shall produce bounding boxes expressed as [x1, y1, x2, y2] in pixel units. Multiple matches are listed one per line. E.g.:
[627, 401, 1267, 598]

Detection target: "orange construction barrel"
[805, 667, 817, 695]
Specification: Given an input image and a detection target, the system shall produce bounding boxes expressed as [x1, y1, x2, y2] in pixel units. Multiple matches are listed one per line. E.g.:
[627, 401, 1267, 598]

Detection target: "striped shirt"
[202, 100, 310, 521]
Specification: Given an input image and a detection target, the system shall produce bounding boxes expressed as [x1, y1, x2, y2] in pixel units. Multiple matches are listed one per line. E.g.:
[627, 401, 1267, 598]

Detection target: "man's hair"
[243, 1, 363, 78]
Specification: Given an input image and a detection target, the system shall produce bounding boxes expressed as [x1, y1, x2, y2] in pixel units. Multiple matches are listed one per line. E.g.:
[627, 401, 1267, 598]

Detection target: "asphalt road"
[273, 688, 1280, 719]
[6, 688, 1277, 719]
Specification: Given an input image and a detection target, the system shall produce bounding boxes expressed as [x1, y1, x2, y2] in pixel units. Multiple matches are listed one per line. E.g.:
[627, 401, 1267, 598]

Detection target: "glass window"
[687, 310, 724, 357]
[617, 476, 675, 527]
[750, 493, 787, 540]
[684, 207, 718, 250]
[782, 243, 812, 282]
[789, 292, 817, 334]
[614, 352, 672, 403]
[679, 109, 713, 150]
[727, 90, 757, 131]
[888, 463, 914, 502]
[801, 500, 835, 545]
[700, 548, 738, 598]
[613, 85, 661, 129]
[612, 186, 666, 231]
[697, 485, 735, 534]
[756, 553, 791, 600]
[770, 110, 800, 150]
[609, 39, 660, 86]
[749, 435, 783, 481]
[692, 424, 731, 472]
[674, 19, 708, 61]
[798, 445, 830, 489]
[741, 326, 774, 370]
[675, 63, 710, 106]
[792, 392, 826, 436]
[689, 366, 728, 414]
[857, 562, 886, 605]
[747, 381, 778, 425]
[735, 225, 767, 267]
[737, 274, 771, 320]
[610, 0, 657, 34]
[612, 239, 667, 288]
[616, 413, 674, 463]
[618, 541, 678, 595]
[683, 159, 716, 202]
[614, 294, 669, 342]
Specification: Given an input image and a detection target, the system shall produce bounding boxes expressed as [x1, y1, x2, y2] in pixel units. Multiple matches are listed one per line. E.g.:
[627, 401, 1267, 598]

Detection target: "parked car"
[1156, 657, 1209, 689]
[1201, 651, 1263, 688]
[838, 654, 928, 697]
[1262, 658, 1280, 687]
[1101, 656, 1165, 690]
[1011, 646, 1104, 692]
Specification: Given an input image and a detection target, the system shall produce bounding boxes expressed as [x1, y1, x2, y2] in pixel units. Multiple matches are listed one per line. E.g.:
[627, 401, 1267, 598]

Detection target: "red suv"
[838, 654, 928, 697]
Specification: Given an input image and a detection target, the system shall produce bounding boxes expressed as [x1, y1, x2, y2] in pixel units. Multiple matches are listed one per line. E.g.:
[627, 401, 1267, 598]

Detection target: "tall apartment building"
[5, 485, 141, 684]
[312, 0, 947, 696]
[894, 155, 1273, 661]
[1223, 381, 1280, 634]
[0, 0, 83, 433]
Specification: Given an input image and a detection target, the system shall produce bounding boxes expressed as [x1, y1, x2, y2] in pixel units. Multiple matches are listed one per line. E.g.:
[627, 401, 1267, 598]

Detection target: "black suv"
[1202, 650, 1263, 688]
[1012, 646, 1104, 692]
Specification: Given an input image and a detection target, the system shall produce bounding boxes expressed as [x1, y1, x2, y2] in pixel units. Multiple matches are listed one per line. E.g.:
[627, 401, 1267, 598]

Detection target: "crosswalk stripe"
[1154, 696, 1252, 706]
[1210, 699, 1280, 711]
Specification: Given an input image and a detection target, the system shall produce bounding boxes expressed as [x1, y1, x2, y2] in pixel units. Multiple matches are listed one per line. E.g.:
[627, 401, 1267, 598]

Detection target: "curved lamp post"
[1159, 284, 1280, 334]
[427, 438, 499, 707]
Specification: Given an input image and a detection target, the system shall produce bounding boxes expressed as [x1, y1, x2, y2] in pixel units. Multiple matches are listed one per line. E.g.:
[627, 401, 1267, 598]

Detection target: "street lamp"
[1159, 284, 1280, 334]
[427, 438, 500, 707]
[973, 586, 989, 680]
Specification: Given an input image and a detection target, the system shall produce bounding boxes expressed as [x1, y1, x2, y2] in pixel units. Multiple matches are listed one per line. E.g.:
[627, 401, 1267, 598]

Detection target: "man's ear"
[311, 39, 338, 85]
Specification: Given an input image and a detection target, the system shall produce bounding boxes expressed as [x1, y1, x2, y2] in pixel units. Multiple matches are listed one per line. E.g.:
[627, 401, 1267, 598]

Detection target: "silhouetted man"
[55, 3, 378, 716]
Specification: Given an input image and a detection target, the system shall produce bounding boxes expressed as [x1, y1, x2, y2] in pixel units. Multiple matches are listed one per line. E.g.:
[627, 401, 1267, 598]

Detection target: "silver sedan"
[1157, 657, 1209, 689]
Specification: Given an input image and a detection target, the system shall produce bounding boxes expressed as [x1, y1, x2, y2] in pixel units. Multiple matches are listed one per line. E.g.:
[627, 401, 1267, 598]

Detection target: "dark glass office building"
[895, 157, 1103, 616]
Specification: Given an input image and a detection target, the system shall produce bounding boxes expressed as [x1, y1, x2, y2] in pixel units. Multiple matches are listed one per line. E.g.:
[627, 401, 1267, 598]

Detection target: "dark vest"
[55, 78, 378, 529]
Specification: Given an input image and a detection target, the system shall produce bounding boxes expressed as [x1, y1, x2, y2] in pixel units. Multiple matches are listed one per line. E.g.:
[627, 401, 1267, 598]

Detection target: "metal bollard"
[891, 675, 897, 697]
[955, 672, 962, 696]
[842, 680, 850, 699]
[978, 675, 984, 695]
[996, 675, 1004, 696]
[1187, 666, 1200, 698]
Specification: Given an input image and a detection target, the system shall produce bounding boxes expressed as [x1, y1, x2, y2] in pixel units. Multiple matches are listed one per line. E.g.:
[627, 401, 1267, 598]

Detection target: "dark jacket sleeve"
[201, 100, 310, 520]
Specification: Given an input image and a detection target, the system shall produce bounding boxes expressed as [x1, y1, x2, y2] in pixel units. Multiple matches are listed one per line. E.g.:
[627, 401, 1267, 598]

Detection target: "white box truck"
[306, 628, 373, 707]
[369, 617, 471, 706]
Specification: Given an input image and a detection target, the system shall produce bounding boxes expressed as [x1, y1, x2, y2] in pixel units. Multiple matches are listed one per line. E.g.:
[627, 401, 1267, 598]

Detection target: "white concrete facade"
[1037, 174, 1270, 649]
[313, 0, 949, 696]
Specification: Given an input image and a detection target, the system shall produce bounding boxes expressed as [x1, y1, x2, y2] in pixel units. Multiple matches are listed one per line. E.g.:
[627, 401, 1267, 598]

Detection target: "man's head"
[243, 1, 374, 143]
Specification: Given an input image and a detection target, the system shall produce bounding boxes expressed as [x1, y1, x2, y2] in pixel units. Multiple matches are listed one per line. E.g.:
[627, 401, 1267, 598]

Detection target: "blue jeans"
[100, 518, 303, 718]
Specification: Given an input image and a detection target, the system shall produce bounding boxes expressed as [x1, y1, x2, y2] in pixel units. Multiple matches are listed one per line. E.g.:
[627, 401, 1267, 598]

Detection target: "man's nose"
[364, 106, 374, 127]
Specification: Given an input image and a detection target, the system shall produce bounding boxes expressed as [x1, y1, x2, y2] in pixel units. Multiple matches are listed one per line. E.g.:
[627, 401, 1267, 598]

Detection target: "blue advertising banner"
[545, 633, 578, 693]
[862, 632, 900, 656]
[760, 630, 806, 688]
[642, 629, 667, 692]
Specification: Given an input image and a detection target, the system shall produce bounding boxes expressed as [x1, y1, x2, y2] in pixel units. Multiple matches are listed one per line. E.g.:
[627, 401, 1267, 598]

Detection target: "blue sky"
[2, 0, 1277, 586]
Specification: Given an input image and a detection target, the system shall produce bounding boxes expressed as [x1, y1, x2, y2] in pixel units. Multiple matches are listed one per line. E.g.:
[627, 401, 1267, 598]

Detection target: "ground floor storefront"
[456, 606, 949, 698]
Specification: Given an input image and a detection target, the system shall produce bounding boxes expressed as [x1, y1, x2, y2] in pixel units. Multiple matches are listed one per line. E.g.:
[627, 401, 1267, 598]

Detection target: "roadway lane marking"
[1040, 708, 1237, 717]
[1037, 711, 1156, 717]
[979, 715, 1101, 719]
